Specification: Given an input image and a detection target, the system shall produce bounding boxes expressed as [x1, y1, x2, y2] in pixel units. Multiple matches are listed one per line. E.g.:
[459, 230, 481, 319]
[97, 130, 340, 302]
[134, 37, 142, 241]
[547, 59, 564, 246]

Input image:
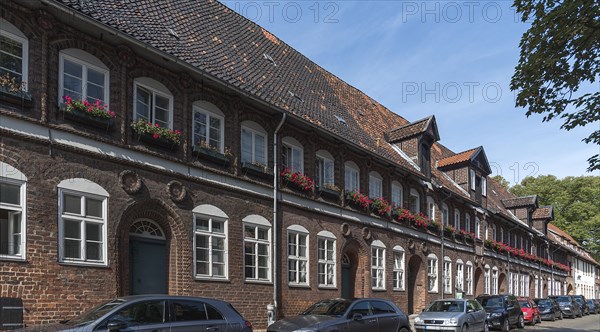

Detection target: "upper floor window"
[443, 256, 452, 294]
[465, 214, 471, 233]
[391, 182, 403, 207]
[0, 162, 26, 260]
[484, 224, 489, 240]
[134, 77, 172, 128]
[441, 203, 449, 226]
[193, 205, 228, 280]
[454, 209, 460, 230]
[192, 101, 224, 153]
[282, 137, 304, 173]
[393, 245, 405, 291]
[475, 217, 481, 239]
[288, 225, 309, 286]
[60, 49, 109, 105]
[344, 161, 360, 192]
[243, 215, 271, 282]
[315, 150, 335, 188]
[317, 231, 336, 288]
[482, 177, 487, 196]
[409, 188, 420, 214]
[58, 179, 109, 266]
[427, 196, 436, 220]
[369, 171, 382, 198]
[420, 142, 431, 177]
[0, 19, 28, 89]
[470, 169, 476, 191]
[241, 121, 268, 166]
[371, 240, 386, 290]
[492, 224, 497, 241]
[427, 253, 438, 292]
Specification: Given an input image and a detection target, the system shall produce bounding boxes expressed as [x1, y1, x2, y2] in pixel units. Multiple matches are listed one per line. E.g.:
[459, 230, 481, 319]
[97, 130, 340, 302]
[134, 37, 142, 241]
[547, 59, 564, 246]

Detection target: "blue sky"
[222, 1, 599, 184]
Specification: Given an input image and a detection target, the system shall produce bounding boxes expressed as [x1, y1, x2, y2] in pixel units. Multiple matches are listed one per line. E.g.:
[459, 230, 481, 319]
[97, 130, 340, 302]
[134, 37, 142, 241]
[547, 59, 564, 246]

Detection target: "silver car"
[19, 295, 253, 332]
[414, 299, 488, 332]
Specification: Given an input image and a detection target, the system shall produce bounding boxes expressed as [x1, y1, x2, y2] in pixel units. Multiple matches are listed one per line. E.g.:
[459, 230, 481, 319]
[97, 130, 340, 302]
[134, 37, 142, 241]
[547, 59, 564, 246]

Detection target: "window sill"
[289, 283, 311, 289]
[393, 288, 405, 292]
[372, 288, 387, 292]
[318, 285, 338, 290]
[0, 256, 27, 262]
[0, 87, 33, 108]
[245, 279, 273, 285]
[428, 290, 439, 294]
[194, 276, 230, 283]
[59, 260, 109, 268]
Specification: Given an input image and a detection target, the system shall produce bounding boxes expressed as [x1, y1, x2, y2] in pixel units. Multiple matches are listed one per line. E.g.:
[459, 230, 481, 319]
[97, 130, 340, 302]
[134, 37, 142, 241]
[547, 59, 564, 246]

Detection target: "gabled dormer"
[502, 195, 539, 226]
[384, 115, 440, 178]
[437, 146, 491, 204]
[532, 206, 554, 236]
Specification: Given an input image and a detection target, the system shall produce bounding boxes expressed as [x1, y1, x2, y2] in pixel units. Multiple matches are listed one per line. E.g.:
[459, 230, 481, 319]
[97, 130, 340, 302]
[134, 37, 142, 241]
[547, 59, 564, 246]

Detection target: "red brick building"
[0, 0, 596, 330]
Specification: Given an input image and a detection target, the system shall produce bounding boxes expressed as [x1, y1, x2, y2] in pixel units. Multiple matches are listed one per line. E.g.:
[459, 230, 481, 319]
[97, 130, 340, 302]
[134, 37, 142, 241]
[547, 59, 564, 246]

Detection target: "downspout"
[439, 190, 452, 299]
[270, 113, 286, 325]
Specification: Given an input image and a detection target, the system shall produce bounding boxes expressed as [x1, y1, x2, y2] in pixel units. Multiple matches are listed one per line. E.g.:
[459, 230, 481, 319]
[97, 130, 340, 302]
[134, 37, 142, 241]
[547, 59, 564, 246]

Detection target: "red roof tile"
[437, 147, 479, 168]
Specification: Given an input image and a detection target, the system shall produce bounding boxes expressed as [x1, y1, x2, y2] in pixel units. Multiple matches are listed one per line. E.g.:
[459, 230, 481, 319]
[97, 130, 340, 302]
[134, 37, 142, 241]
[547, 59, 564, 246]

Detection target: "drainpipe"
[269, 113, 286, 326]
[439, 190, 452, 299]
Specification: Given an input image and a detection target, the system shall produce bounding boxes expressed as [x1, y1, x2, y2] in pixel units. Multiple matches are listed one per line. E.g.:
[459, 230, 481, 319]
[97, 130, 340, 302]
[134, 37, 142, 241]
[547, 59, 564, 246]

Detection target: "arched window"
[409, 188, 420, 214]
[484, 264, 491, 294]
[241, 121, 268, 166]
[344, 161, 360, 192]
[317, 230, 336, 288]
[0, 19, 29, 89]
[492, 267, 499, 295]
[192, 101, 225, 153]
[287, 225, 309, 286]
[0, 161, 27, 260]
[315, 150, 334, 188]
[133, 77, 173, 128]
[193, 205, 228, 279]
[465, 261, 473, 295]
[369, 171, 382, 198]
[391, 181, 403, 207]
[427, 253, 438, 292]
[243, 215, 271, 282]
[393, 245, 405, 291]
[60, 49, 109, 105]
[371, 240, 386, 290]
[282, 137, 304, 173]
[58, 178, 109, 266]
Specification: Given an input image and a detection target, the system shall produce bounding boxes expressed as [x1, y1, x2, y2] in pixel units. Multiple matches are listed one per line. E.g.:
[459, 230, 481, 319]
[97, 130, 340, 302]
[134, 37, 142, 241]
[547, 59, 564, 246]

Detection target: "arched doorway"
[567, 283, 574, 295]
[407, 255, 424, 315]
[341, 253, 355, 298]
[498, 273, 506, 294]
[474, 267, 483, 295]
[341, 239, 368, 299]
[129, 219, 167, 294]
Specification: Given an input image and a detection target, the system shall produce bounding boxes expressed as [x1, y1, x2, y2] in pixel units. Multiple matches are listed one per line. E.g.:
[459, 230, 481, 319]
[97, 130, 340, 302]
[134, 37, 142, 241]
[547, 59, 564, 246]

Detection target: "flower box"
[242, 162, 273, 178]
[280, 169, 314, 192]
[136, 132, 179, 150]
[192, 145, 230, 165]
[64, 107, 115, 131]
[345, 191, 372, 211]
[317, 186, 341, 201]
[131, 119, 182, 150]
[0, 85, 33, 108]
[371, 197, 391, 218]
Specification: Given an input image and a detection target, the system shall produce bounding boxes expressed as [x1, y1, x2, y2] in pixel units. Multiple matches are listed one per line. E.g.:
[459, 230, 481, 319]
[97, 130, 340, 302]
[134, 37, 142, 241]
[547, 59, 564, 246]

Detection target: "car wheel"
[460, 323, 467, 332]
[551, 313, 556, 321]
[517, 315, 525, 329]
[483, 321, 489, 332]
[398, 328, 410, 332]
[502, 319, 510, 332]
[559, 311, 563, 320]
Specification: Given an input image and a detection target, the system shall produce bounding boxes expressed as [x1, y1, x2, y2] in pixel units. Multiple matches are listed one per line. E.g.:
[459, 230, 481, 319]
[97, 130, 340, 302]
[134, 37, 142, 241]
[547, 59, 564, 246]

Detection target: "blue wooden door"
[130, 237, 167, 295]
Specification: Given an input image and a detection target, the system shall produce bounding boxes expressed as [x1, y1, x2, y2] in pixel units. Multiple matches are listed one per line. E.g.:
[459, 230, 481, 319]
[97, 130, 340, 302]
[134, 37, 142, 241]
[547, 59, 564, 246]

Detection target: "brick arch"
[188, 92, 230, 117]
[239, 111, 274, 133]
[116, 198, 189, 296]
[49, 35, 119, 72]
[1, 6, 40, 40]
[128, 67, 181, 99]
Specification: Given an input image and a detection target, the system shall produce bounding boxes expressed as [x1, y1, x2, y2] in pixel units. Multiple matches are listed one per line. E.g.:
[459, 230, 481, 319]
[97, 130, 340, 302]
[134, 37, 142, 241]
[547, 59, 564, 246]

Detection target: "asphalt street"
[509, 313, 600, 332]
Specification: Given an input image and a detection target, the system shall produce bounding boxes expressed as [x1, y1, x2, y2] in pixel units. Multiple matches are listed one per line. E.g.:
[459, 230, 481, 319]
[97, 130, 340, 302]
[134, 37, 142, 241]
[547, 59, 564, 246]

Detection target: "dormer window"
[420, 142, 431, 177]
[482, 177, 487, 197]
[470, 169, 476, 191]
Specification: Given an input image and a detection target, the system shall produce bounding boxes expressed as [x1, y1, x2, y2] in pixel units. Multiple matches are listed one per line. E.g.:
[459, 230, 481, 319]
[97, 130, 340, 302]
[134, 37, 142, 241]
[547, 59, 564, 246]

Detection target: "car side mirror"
[107, 320, 128, 331]
[351, 313, 364, 321]
[467, 308, 475, 313]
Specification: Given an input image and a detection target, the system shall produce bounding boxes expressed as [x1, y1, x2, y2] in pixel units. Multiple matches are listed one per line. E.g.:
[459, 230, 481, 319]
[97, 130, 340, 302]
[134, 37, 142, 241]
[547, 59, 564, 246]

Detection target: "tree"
[510, 175, 600, 261]
[491, 175, 510, 190]
[511, 0, 600, 172]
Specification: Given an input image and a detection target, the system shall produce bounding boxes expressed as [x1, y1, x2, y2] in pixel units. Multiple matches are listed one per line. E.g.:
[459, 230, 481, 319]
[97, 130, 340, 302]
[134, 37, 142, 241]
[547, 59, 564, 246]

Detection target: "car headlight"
[490, 312, 502, 318]
[444, 318, 457, 325]
[414, 317, 423, 324]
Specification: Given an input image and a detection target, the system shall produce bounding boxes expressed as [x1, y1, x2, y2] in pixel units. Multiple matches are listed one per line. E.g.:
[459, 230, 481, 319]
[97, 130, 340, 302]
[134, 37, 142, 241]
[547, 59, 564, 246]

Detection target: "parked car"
[549, 295, 583, 318]
[533, 298, 563, 321]
[19, 295, 253, 332]
[476, 294, 524, 332]
[517, 297, 541, 325]
[266, 298, 410, 332]
[572, 295, 589, 315]
[586, 299, 599, 314]
[414, 298, 488, 332]
[594, 299, 600, 312]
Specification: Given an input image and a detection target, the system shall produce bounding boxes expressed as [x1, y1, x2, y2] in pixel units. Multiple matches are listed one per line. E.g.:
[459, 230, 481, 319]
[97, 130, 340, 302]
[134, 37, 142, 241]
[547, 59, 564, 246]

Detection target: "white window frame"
[282, 137, 304, 173]
[465, 214, 471, 233]
[241, 121, 268, 166]
[344, 161, 360, 192]
[466, 261, 473, 295]
[484, 224, 489, 240]
[287, 225, 309, 286]
[484, 265, 491, 294]
[371, 240, 386, 290]
[193, 212, 228, 280]
[315, 150, 335, 188]
[317, 231, 336, 288]
[427, 253, 438, 293]
[492, 267, 499, 295]
[454, 209, 460, 230]
[391, 181, 403, 207]
[192, 101, 225, 153]
[409, 188, 420, 214]
[57, 179, 109, 266]
[442, 203, 449, 226]
[470, 169, 476, 191]
[456, 260, 464, 293]
[482, 176, 487, 196]
[443, 257, 452, 294]
[0, 19, 29, 90]
[133, 78, 173, 129]
[427, 196, 436, 220]
[0, 163, 27, 261]
[369, 171, 383, 198]
[393, 245, 405, 291]
[59, 50, 109, 106]
[243, 215, 272, 283]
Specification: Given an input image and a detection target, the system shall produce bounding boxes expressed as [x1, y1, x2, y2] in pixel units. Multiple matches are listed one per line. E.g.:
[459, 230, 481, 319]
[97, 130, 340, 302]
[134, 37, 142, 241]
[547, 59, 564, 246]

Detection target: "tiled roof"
[502, 195, 538, 209]
[384, 116, 439, 143]
[437, 147, 480, 168]
[548, 224, 600, 265]
[532, 206, 553, 220]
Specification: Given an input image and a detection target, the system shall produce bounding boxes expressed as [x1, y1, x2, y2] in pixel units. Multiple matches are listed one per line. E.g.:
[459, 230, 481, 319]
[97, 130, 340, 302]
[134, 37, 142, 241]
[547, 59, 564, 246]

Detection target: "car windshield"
[302, 300, 353, 317]
[518, 301, 531, 308]
[574, 298, 583, 304]
[426, 301, 464, 312]
[63, 299, 128, 326]
[479, 297, 504, 308]
[536, 300, 551, 307]
[552, 296, 570, 303]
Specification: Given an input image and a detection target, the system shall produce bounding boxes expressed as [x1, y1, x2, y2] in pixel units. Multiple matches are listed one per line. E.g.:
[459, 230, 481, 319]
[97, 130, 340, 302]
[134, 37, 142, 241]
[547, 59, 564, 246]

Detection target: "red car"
[518, 297, 541, 325]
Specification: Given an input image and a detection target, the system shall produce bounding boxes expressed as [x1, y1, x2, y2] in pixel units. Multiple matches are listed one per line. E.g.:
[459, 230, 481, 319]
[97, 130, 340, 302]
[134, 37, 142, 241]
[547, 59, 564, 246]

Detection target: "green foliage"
[510, 0, 600, 172]
[492, 175, 510, 190]
[510, 175, 600, 261]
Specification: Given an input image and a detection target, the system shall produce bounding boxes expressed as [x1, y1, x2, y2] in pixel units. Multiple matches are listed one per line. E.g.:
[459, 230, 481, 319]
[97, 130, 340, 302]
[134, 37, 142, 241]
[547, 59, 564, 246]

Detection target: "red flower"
[153, 133, 159, 139]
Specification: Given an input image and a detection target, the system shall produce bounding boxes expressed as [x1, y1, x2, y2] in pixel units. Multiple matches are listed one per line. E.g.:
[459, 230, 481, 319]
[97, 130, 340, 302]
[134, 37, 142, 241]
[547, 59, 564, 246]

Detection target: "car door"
[347, 300, 378, 332]
[100, 300, 169, 332]
[467, 300, 485, 331]
[370, 300, 400, 332]
[169, 299, 227, 332]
